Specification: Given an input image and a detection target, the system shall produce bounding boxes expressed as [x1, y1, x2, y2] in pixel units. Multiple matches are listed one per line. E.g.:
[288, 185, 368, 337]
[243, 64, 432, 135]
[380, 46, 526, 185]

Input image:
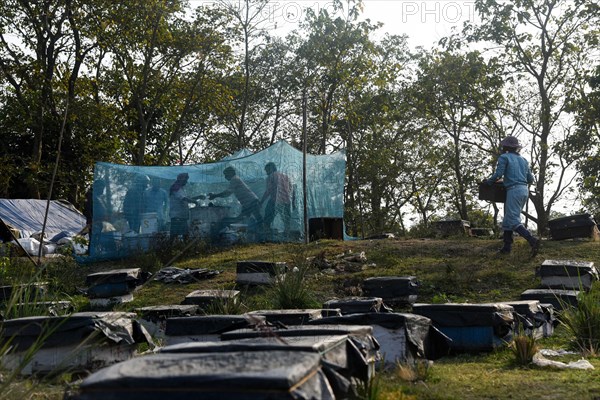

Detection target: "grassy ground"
[2, 235, 600, 399]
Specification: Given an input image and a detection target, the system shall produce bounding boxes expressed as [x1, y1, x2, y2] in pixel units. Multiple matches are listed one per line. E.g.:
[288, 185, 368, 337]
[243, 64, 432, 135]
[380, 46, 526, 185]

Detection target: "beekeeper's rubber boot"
[498, 230, 513, 254]
[514, 224, 541, 257]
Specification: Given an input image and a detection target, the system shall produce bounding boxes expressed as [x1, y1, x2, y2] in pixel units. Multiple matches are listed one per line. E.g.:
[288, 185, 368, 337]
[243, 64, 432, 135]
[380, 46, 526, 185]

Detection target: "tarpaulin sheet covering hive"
[0, 199, 86, 241]
[87, 141, 345, 260]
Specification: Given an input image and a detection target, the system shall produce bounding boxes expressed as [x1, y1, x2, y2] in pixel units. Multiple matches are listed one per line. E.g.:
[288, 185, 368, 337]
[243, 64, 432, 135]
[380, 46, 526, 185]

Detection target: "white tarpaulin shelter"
[0, 199, 86, 242]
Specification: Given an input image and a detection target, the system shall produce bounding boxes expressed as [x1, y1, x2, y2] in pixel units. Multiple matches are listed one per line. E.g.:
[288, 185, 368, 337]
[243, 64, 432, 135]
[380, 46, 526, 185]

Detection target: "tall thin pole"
[302, 87, 308, 244]
[38, 101, 69, 265]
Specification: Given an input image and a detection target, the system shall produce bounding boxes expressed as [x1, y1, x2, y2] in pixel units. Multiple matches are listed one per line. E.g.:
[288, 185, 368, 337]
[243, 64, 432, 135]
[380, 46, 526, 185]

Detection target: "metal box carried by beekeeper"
[478, 181, 506, 203]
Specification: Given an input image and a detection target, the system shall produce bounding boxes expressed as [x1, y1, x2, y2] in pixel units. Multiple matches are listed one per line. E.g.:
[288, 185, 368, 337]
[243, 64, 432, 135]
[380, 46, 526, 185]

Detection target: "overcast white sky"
[187, 0, 583, 221]
[189, 0, 478, 49]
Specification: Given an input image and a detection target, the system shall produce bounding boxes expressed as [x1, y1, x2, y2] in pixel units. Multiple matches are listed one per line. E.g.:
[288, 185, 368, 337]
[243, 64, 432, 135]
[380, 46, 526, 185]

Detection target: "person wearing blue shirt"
[209, 166, 262, 225]
[123, 175, 149, 233]
[169, 173, 204, 238]
[486, 136, 540, 256]
[144, 177, 168, 231]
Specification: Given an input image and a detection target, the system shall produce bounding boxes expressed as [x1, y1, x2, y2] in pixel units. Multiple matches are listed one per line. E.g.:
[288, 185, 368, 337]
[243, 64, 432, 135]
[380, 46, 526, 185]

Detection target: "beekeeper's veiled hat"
[500, 136, 522, 149]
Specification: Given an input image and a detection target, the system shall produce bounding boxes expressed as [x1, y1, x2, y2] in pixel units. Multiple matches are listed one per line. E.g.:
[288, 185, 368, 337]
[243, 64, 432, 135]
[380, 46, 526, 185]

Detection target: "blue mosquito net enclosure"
[87, 141, 346, 259]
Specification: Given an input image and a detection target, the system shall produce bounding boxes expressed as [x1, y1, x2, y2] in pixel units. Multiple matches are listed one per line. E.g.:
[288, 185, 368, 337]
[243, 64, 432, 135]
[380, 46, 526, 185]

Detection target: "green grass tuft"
[510, 332, 539, 365]
[267, 246, 320, 309]
[559, 287, 600, 356]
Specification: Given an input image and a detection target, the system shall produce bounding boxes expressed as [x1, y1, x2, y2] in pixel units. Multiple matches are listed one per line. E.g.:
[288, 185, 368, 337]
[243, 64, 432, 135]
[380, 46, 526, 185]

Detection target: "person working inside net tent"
[208, 166, 263, 233]
[260, 162, 292, 241]
[123, 175, 149, 233]
[84, 179, 109, 250]
[143, 177, 168, 231]
[169, 172, 205, 239]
